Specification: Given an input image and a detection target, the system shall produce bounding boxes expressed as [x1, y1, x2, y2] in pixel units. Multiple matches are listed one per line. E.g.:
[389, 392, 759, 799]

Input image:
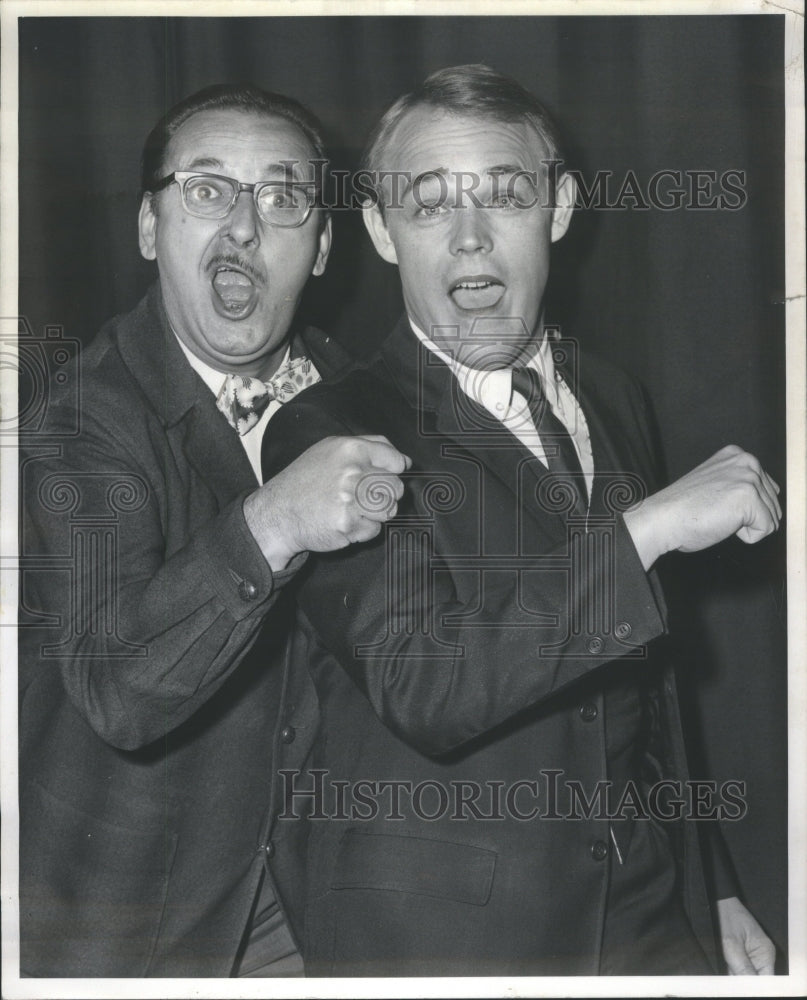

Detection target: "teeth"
[455, 280, 492, 290]
[213, 268, 252, 292]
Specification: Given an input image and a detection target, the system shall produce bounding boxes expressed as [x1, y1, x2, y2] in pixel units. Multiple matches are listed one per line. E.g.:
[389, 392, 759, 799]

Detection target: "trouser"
[231, 868, 304, 978]
[600, 816, 712, 975]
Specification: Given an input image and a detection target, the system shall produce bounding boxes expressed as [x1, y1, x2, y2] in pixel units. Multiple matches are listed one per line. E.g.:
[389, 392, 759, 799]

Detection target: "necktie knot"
[216, 355, 321, 435]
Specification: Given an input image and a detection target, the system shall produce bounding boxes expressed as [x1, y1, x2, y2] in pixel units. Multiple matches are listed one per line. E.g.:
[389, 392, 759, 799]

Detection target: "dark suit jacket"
[263, 316, 719, 976]
[18, 283, 348, 976]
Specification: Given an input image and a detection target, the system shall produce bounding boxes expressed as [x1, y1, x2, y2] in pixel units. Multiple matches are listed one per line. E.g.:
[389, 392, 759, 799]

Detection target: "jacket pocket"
[20, 779, 178, 977]
[331, 829, 496, 905]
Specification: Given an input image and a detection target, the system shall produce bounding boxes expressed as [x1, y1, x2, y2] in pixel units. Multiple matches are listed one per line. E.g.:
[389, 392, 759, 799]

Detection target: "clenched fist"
[244, 435, 411, 570]
[624, 445, 781, 571]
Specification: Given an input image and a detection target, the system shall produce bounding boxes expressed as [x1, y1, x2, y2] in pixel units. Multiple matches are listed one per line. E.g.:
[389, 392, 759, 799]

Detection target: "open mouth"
[449, 276, 505, 311]
[210, 265, 260, 318]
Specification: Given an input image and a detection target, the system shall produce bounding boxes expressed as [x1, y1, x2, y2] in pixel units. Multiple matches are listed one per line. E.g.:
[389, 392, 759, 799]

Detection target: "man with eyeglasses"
[19, 83, 408, 978]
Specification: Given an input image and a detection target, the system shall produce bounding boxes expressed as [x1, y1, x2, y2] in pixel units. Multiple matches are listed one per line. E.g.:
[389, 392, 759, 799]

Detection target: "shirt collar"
[407, 318, 557, 414]
[173, 334, 291, 399]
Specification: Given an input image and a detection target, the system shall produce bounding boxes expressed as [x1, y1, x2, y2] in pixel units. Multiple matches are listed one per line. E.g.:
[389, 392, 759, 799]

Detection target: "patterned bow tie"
[216, 355, 321, 435]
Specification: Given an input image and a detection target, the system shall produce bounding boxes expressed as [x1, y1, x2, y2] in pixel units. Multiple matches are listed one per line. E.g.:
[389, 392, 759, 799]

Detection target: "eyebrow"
[183, 157, 308, 179]
[487, 163, 527, 176]
[402, 163, 533, 199]
[401, 166, 448, 200]
[185, 156, 224, 171]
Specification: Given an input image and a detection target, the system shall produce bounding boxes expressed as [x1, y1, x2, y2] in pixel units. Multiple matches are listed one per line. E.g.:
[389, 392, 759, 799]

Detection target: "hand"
[623, 445, 781, 570]
[245, 435, 411, 570]
[717, 896, 776, 975]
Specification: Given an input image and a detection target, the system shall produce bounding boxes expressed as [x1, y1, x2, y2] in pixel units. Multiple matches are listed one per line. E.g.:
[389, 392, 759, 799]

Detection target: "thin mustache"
[207, 254, 264, 281]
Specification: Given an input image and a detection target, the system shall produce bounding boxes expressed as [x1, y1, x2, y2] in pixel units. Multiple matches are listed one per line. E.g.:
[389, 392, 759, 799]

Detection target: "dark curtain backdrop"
[18, 14, 787, 960]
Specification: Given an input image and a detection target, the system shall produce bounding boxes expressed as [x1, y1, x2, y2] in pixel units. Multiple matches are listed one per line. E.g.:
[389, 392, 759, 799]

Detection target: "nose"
[449, 205, 493, 256]
[223, 189, 261, 247]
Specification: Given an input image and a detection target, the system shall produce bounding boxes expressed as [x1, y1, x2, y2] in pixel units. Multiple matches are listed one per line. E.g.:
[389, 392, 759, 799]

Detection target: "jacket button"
[264, 841, 275, 859]
[615, 621, 632, 640]
[239, 579, 257, 601]
[281, 725, 296, 744]
[591, 840, 609, 861]
[579, 702, 598, 722]
[587, 636, 604, 654]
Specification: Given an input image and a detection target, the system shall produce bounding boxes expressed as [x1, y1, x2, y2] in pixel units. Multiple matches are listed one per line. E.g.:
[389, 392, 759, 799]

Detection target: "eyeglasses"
[150, 171, 317, 228]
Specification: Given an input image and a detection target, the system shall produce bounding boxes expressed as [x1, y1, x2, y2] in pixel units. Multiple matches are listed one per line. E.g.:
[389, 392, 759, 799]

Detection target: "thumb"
[723, 938, 757, 975]
[748, 939, 776, 975]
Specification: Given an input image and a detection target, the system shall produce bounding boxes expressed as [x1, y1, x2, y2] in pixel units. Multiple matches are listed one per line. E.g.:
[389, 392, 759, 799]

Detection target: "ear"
[312, 215, 332, 277]
[550, 171, 577, 243]
[362, 201, 398, 264]
[138, 194, 158, 261]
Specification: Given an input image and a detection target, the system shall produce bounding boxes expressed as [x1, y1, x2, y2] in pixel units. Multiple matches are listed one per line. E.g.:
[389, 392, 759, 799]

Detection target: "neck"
[408, 315, 547, 372]
[170, 328, 292, 382]
[229, 346, 291, 381]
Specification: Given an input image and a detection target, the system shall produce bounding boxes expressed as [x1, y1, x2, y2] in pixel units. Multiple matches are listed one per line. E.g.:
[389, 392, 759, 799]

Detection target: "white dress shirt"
[409, 320, 594, 501]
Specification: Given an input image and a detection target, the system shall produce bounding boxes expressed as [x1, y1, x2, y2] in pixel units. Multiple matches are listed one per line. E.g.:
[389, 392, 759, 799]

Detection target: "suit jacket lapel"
[379, 316, 546, 512]
[377, 316, 659, 540]
[115, 282, 256, 505]
[297, 325, 354, 382]
[576, 361, 653, 514]
[175, 391, 256, 503]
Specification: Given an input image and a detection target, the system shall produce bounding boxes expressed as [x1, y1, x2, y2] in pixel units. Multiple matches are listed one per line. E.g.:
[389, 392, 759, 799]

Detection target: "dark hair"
[140, 82, 327, 195]
[363, 64, 565, 208]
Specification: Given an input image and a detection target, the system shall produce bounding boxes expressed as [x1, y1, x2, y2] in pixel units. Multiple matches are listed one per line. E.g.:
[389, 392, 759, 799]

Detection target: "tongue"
[212, 269, 254, 307]
[451, 283, 504, 310]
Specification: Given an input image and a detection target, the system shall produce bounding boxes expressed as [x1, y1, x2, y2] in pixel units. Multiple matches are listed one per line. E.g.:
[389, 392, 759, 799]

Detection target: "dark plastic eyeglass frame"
[150, 171, 318, 228]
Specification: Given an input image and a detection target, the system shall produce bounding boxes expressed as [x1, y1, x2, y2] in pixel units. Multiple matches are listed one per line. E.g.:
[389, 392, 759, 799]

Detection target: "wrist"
[623, 498, 668, 571]
[243, 489, 301, 572]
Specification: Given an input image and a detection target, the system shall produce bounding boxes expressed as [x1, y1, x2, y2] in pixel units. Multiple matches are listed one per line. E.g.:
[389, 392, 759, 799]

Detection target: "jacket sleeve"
[21, 400, 303, 751]
[265, 394, 667, 758]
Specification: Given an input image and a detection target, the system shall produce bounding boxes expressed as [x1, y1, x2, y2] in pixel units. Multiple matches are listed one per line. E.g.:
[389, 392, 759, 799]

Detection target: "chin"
[456, 342, 529, 371]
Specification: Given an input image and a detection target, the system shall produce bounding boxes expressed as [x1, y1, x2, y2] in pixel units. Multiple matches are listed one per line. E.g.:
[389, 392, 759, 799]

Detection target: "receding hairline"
[140, 82, 328, 197]
[160, 107, 322, 171]
[365, 105, 558, 176]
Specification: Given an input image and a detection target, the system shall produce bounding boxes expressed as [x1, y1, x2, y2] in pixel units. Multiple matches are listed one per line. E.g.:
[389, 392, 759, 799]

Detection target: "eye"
[184, 177, 229, 207]
[411, 173, 450, 219]
[266, 189, 296, 209]
[487, 174, 539, 210]
[257, 185, 308, 213]
[489, 194, 516, 210]
[417, 201, 449, 219]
